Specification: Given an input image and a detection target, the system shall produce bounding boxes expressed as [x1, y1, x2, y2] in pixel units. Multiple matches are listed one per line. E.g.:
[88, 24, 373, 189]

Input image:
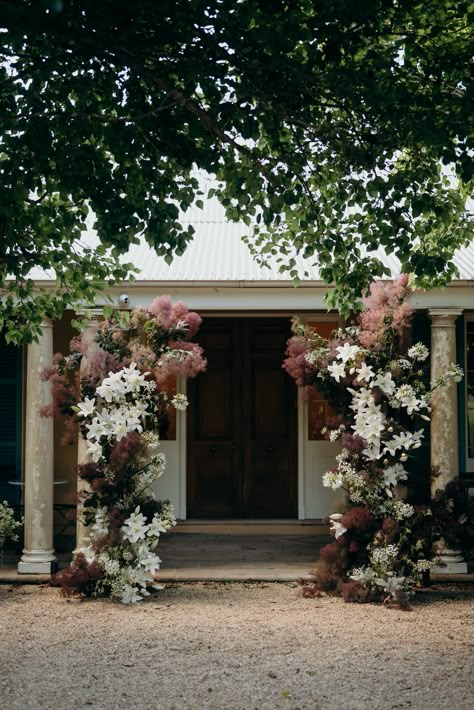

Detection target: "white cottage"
[2, 203, 474, 573]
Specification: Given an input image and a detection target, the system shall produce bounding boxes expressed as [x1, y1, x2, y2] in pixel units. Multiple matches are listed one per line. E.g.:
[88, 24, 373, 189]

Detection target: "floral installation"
[284, 276, 463, 608]
[0, 501, 23, 563]
[47, 296, 206, 602]
[430, 477, 474, 559]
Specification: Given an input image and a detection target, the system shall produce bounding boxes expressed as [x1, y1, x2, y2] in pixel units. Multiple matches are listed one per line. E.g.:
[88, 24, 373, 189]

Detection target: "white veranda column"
[18, 317, 57, 574]
[75, 310, 102, 553]
[429, 308, 467, 574]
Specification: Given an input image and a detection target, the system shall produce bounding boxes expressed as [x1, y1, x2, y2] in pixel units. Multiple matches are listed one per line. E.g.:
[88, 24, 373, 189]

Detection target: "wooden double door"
[187, 317, 298, 518]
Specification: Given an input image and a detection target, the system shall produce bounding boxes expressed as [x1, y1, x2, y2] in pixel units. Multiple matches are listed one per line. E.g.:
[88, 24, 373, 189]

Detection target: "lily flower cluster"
[50, 296, 206, 603]
[284, 277, 463, 607]
[78, 501, 176, 604]
[57, 368, 182, 603]
[74, 364, 156, 463]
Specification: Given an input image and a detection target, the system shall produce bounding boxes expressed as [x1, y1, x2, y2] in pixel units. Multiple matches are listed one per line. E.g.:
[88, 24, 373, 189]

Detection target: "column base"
[431, 561, 468, 574]
[431, 546, 468, 575]
[18, 549, 57, 575]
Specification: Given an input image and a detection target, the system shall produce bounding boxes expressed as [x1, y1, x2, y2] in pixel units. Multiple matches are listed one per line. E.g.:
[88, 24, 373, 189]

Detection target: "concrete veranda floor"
[156, 532, 331, 581]
[1, 531, 473, 584]
[0, 532, 331, 583]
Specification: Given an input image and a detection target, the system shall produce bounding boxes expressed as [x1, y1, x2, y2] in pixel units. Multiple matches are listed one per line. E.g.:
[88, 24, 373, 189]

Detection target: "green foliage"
[0, 500, 23, 550]
[1, 0, 474, 341]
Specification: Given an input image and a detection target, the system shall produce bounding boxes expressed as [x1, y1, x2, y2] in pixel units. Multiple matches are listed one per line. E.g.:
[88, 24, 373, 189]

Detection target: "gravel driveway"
[0, 582, 472, 710]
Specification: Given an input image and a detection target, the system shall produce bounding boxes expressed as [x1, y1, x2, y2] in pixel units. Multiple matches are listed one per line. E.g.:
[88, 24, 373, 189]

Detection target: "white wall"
[151, 381, 187, 519]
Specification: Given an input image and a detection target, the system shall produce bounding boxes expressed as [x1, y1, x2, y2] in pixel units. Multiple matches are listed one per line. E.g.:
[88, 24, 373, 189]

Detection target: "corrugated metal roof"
[452, 240, 474, 280]
[126, 225, 320, 281]
[27, 190, 474, 282]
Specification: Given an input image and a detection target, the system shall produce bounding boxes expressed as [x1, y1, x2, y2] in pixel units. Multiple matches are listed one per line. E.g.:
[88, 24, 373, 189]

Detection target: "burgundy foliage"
[51, 553, 105, 598]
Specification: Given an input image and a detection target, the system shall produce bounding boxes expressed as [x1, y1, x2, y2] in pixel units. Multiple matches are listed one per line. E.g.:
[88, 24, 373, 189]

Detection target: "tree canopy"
[1, 0, 473, 343]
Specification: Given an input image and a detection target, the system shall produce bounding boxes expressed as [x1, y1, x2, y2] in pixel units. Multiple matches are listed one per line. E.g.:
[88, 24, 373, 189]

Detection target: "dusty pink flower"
[148, 295, 174, 325]
[154, 341, 206, 385]
[358, 276, 413, 352]
[340, 433, 366, 454]
[183, 311, 202, 338]
[170, 300, 189, 321]
[148, 296, 202, 340]
[39, 404, 54, 418]
[282, 336, 313, 386]
[129, 343, 157, 369]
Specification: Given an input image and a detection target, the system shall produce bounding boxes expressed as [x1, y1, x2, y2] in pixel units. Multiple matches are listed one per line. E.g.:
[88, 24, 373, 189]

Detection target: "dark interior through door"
[187, 317, 298, 518]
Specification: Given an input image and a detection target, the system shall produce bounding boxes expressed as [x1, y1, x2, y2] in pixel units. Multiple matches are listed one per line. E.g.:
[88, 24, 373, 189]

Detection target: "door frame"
[185, 315, 298, 519]
[161, 312, 341, 521]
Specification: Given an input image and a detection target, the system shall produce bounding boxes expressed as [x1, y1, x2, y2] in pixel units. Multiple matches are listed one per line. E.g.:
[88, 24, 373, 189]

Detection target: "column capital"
[89, 308, 104, 321]
[40, 316, 54, 330]
[428, 308, 463, 322]
[75, 307, 104, 321]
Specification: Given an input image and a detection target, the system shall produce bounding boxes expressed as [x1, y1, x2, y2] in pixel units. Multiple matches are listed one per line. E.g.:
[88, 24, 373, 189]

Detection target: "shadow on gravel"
[412, 583, 474, 606]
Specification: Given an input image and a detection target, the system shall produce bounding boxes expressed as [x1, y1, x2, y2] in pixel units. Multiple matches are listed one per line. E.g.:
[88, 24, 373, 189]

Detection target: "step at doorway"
[156, 531, 332, 582]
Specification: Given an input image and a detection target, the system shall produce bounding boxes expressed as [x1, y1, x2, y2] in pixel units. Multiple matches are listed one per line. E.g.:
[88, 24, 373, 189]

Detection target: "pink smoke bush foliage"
[149, 296, 202, 338]
[153, 340, 206, 387]
[358, 274, 413, 351]
[282, 335, 312, 387]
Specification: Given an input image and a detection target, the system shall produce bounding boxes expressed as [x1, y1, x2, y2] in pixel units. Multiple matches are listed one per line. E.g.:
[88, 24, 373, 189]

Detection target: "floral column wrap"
[44, 296, 206, 602]
[429, 308, 467, 573]
[283, 278, 466, 607]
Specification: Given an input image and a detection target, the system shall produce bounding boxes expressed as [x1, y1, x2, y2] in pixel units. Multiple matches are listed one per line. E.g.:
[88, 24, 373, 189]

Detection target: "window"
[466, 319, 474, 471]
[0, 337, 22, 504]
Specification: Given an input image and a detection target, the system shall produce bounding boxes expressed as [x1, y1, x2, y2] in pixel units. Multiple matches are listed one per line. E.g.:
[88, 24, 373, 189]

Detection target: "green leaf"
[1, 0, 473, 339]
[71, 319, 85, 333]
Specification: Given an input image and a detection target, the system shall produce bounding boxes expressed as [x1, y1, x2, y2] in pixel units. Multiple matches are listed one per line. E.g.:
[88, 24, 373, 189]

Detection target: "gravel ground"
[0, 582, 473, 710]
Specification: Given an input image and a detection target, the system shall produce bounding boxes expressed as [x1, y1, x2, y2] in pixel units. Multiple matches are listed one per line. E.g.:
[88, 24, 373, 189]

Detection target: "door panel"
[187, 444, 239, 518]
[243, 319, 297, 517]
[195, 369, 233, 439]
[187, 319, 241, 517]
[187, 318, 297, 518]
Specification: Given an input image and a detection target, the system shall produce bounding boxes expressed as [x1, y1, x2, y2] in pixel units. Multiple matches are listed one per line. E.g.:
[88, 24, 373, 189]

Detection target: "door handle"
[209, 445, 217, 454]
[267, 446, 274, 453]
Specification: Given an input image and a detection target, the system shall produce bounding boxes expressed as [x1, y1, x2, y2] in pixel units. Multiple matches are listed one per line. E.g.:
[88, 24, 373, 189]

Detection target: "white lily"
[86, 440, 103, 463]
[329, 513, 347, 539]
[148, 513, 169, 537]
[373, 372, 396, 396]
[76, 397, 96, 418]
[336, 343, 363, 364]
[120, 584, 143, 604]
[121, 508, 150, 544]
[356, 362, 375, 382]
[327, 361, 346, 382]
[139, 553, 162, 574]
